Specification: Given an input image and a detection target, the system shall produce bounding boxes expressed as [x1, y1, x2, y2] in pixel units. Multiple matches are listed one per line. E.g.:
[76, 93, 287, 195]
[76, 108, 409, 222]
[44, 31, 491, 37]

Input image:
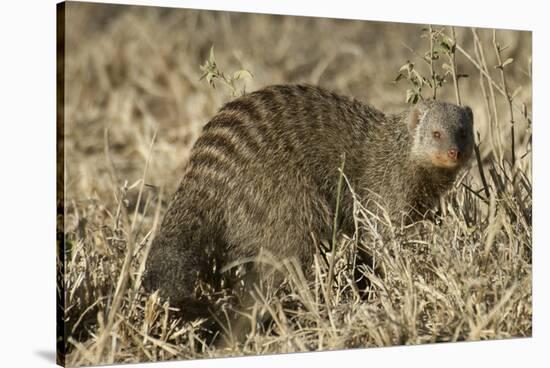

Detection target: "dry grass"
[59, 2, 532, 367]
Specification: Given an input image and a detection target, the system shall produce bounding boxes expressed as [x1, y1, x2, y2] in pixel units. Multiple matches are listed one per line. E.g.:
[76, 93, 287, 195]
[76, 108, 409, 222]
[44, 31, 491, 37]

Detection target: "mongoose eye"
[432, 131, 441, 139]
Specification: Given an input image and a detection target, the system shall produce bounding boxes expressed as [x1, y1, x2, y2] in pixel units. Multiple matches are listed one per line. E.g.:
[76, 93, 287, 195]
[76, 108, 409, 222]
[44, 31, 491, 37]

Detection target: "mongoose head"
[407, 100, 474, 171]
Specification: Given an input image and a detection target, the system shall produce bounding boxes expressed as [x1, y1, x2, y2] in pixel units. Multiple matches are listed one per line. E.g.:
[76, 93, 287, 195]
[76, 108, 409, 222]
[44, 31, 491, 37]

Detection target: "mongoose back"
[143, 84, 474, 320]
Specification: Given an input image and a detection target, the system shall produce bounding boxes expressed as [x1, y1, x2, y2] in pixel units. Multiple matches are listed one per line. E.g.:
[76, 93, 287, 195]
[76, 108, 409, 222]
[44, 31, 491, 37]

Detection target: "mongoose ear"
[463, 106, 474, 124]
[407, 101, 428, 134]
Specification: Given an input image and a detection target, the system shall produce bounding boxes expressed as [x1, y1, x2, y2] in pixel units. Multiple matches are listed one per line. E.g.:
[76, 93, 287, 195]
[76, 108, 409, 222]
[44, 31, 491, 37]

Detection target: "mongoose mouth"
[431, 153, 462, 170]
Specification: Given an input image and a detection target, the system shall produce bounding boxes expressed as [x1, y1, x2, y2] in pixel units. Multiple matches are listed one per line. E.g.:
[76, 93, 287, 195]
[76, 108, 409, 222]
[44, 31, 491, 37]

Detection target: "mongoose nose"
[447, 148, 460, 161]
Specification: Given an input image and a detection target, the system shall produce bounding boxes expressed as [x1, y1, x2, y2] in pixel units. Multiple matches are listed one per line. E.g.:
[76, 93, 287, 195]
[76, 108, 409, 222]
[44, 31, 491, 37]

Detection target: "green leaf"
[406, 89, 416, 104]
[420, 75, 431, 86]
[399, 62, 412, 73]
[204, 72, 217, 87]
[511, 86, 522, 99]
[233, 69, 253, 81]
[440, 41, 452, 52]
[502, 58, 514, 67]
[208, 45, 216, 64]
[393, 73, 404, 83]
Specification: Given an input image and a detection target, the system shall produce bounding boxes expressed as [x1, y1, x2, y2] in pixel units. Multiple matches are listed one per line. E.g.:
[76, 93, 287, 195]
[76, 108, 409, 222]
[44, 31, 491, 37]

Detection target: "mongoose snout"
[447, 148, 459, 161]
[430, 149, 463, 169]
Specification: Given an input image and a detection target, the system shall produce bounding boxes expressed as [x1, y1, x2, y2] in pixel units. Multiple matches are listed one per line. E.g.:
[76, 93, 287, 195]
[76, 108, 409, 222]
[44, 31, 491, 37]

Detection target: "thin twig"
[455, 42, 530, 122]
[474, 137, 491, 201]
[429, 25, 437, 100]
[449, 27, 461, 105]
[461, 183, 489, 204]
[449, 28, 490, 204]
[492, 29, 516, 168]
[471, 28, 502, 161]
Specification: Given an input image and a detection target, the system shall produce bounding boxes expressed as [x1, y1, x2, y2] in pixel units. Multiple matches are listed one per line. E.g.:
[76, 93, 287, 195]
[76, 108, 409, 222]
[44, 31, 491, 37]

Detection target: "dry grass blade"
[122, 318, 181, 356]
[93, 132, 159, 363]
[468, 281, 522, 340]
[492, 30, 517, 168]
[131, 129, 158, 233]
[327, 154, 346, 305]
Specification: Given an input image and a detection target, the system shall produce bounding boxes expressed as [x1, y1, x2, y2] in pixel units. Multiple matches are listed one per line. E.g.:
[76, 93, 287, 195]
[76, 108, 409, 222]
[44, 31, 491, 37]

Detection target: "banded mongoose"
[143, 84, 474, 319]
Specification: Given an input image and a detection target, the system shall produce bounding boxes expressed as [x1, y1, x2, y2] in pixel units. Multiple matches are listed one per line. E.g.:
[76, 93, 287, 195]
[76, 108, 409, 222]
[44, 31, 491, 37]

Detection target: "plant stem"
[471, 28, 503, 162]
[429, 25, 437, 100]
[449, 27, 462, 105]
[492, 29, 516, 168]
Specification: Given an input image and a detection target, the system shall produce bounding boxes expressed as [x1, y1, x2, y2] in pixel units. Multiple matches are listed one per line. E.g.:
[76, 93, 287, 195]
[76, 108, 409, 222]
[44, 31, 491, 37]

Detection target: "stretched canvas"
[57, 1, 532, 366]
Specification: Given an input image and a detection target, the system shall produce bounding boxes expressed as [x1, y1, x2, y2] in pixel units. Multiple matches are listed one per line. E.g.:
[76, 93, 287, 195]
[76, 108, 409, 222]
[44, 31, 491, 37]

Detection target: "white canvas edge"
[0, 0, 545, 367]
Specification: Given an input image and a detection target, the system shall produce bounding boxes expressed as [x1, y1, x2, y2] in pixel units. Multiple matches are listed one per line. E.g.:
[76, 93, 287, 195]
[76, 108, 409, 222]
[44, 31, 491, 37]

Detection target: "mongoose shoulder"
[143, 84, 474, 319]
